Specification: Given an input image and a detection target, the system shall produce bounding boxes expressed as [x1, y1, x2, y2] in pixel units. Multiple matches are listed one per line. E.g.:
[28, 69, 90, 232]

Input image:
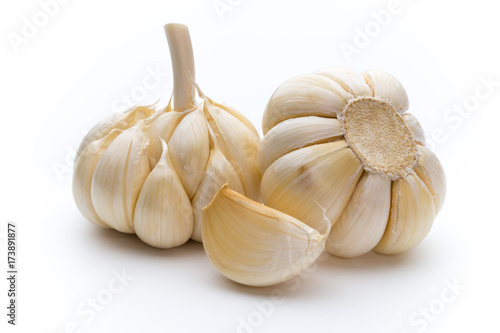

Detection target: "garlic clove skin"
[403, 113, 426, 145]
[73, 129, 123, 228]
[315, 66, 372, 97]
[191, 146, 244, 242]
[134, 140, 193, 248]
[91, 122, 151, 233]
[202, 186, 330, 287]
[414, 145, 447, 214]
[167, 108, 210, 200]
[257, 116, 343, 175]
[326, 172, 391, 257]
[262, 74, 350, 134]
[374, 174, 436, 255]
[362, 69, 409, 113]
[204, 98, 261, 201]
[76, 106, 155, 159]
[261, 140, 363, 232]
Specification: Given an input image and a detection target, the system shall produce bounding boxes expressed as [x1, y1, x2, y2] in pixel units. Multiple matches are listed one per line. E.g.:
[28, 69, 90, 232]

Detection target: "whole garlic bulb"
[73, 24, 261, 248]
[258, 67, 446, 257]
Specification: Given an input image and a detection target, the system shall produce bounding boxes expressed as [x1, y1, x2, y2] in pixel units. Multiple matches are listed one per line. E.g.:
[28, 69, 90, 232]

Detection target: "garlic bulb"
[259, 67, 446, 257]
[73, 23, 261, 248]
[202, 185, 330, 286]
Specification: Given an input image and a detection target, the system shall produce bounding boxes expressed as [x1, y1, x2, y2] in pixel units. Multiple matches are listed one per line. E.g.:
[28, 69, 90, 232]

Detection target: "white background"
[1, 0, 499, 332]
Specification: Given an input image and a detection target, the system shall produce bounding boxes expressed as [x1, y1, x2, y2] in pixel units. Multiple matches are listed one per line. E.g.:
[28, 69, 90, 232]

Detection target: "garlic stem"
[164, 23, 196, 111]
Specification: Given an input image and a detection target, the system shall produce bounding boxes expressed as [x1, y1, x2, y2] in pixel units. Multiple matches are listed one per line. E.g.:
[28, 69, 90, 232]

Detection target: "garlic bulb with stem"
[73, 23, 261, 248]
[259, 67, 446, 257]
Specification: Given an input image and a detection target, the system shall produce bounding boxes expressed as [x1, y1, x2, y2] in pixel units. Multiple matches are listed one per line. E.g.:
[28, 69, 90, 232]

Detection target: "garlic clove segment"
[204, 96, 259, 137]
[134, 140, 193, 248]
[403, 113, 426, 145]
[73, 129, 123, 228]
[148, 110, 182, 169]
[362, 69, 409, 113]
[191, 146, 244, 242]
[257, 116, 343, 175]
[76, 106, 155, 159]
[326, 172, 391, 257]
[204, 98, 261, 201]
[202, 186, 330, 287]
[374, 174, 436, 254]
[167, 109, 210, 199]
[414, 145, 447, 214]
[91, 122, 151, 233]
[262, 74, 350, 134]
[261, 140, 363, 232]
[315, 66, 372, 97]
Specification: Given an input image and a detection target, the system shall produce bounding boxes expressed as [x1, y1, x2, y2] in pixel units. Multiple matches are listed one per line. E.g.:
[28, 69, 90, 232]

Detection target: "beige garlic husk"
[259, 67, 446, 257]
[73, 23, 261, 248]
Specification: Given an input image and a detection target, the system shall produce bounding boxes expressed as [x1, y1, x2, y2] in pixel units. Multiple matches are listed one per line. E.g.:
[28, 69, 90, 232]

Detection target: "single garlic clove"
[414, 145, 447, 214]
[257, 116, 343, 175]
[133, 140, 193, 248]
[326, 172, 391, 257]
[362, 69, 409, 113]
[204, 98, 261, 201]
[73, 129, 123, 228]
[91, 122, 151, 233]
[167, 109, 210, 199]
[261, 140, 363, 231]
[403, 113, 426, 145]
[204, 96, 259, 137]
[191, 147, 244, 242]
[262, 74, 350, 134]
[76, 105, 155, 159]
[374, 174, 436, 254]
[148, 111, 182, 169]
[315, 66, 372, 97]
[202, 186, 330, 287]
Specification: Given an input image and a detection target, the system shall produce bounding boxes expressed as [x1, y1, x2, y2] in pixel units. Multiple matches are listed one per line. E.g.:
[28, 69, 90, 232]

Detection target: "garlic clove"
[148, 111, 182, 169]
[203, 96, 259, 137]
[204, 98, 261, 201]
[315, 66, 372, 97]
[73, 129, 123, 228]
[191, 147, 244, 242]
[167, 109, 210, 199]
[202, 186, 330, 287]
[414, 145, 447, 214]
[262, 74, 350, 134]
[261, 140, 363, 231]
[362, 69, 409, 113]
[133, 140, 193, 248]
[257, 116, 343, 175]
[326, 172, 391, 257]
[374, 174, 436, 254]
[76, 105, 155, 159]
[403, 113, 426, 145]
[91, 122, 151, 233]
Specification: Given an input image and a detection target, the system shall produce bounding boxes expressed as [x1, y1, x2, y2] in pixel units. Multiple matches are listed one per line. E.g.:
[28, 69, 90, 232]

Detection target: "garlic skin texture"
[72, 24, 261, 248]
[259, 67, 446, 257]
[202, 185, 330, 287]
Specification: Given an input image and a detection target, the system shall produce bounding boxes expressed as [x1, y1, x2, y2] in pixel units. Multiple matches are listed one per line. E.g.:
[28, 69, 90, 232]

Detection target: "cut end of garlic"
[341, 96, 418, 180]
[202, 185, 330, 287]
